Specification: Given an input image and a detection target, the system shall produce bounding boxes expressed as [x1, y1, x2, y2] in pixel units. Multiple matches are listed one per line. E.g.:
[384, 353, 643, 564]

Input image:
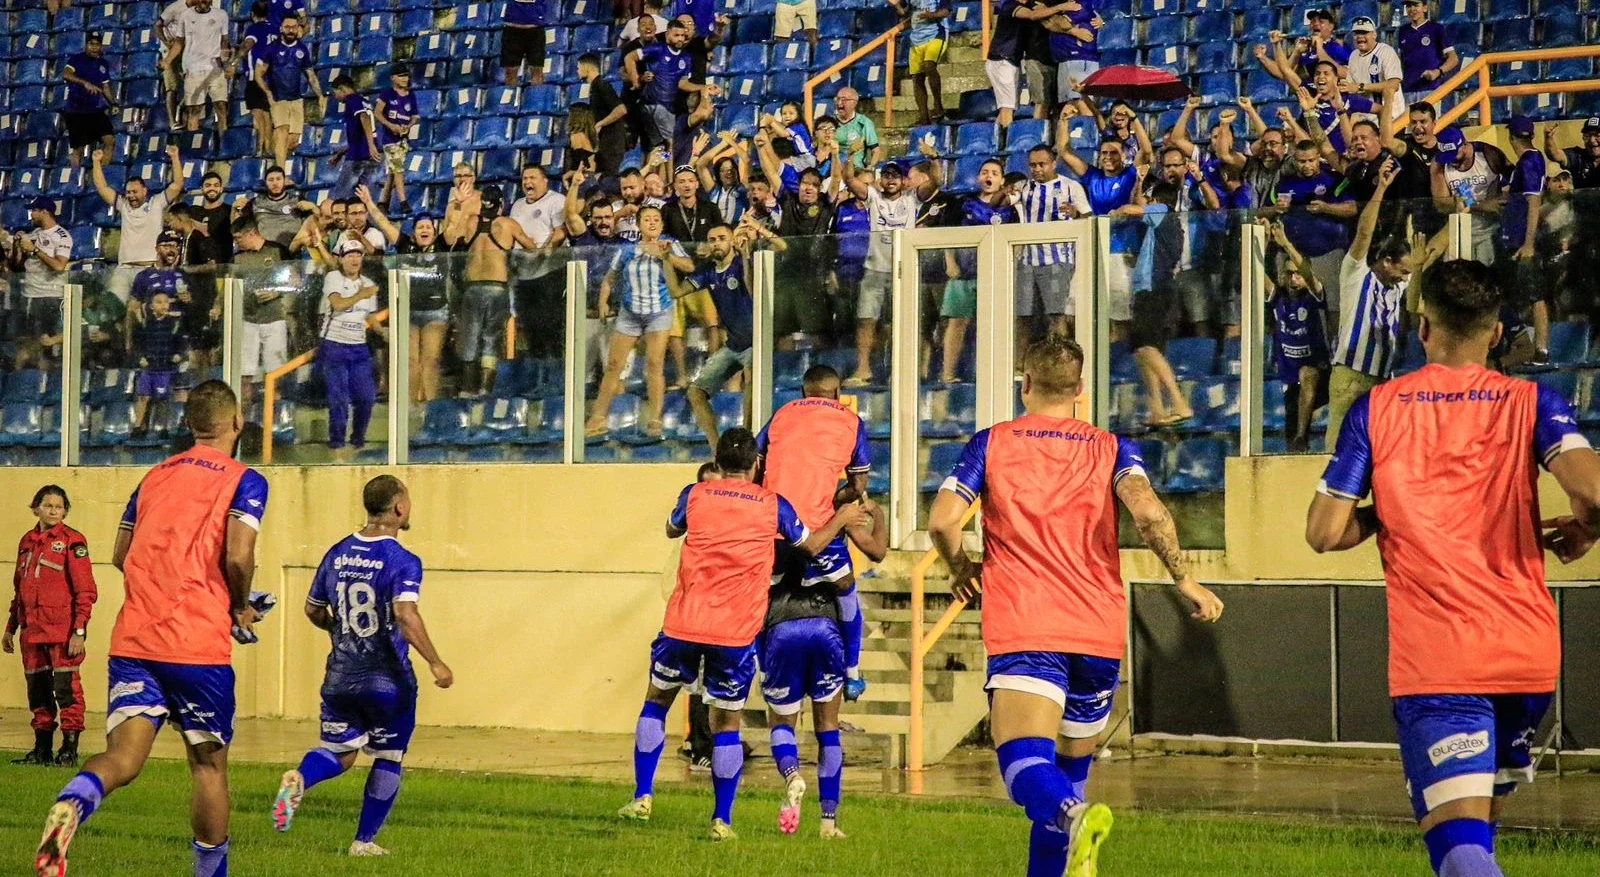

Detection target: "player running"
[929, 335, 1223, 877]
[36, 381, 269, 877]
[755, 364, 873, 699]
[763, 491, 887, 839]
[273, 475, 454, 856]
[1306, 259, 1600, 877]
[619, 428, 862, 841]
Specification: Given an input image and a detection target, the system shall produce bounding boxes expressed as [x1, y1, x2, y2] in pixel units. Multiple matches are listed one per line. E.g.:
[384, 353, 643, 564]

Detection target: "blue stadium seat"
[1240, 8, 1279, 42]
[733, 12, 775, 44]
[948, 155, 987, 193]
[317, 39, 352, 68]
[1008, 118, 1049, 154]
[355, 37, 394, 64]
[1136, 437, 1168, 488]
[908, 123, 951, 157]
[1498, 59, 1537, 86]
[520, 84, 562, 114]
[711, 391, 745, 432]
[414, 89, 443, 119]
[1195, 73, 1237, 106]
[1195, 41, 1236, 75]
[949, 0, 981, 33]
[727, 43, 769, 74]
[772, 41, 810, 72]
[455, 2, 497, 29]
[126, 2, 159, 27]
[466, 396, 529, 444]
[9, 167, 45, 197]
[13, 59, 49, 86]
[818, 11, 855, 38]
[1190, 377, 1240, 432]
[15, 33, 51, 60]
[413, 399, 472, 445]
[570, 24, 610, 53]
[1534, 371, 1579, 408]
[1246, 71, 1289, 104]
[954, 122, 995, 156]
[322, 15, 358, 38]
[1142, 0, 1180, 17]
[122, 78, 161, 108]
[1145, 44, 1189, 71]
[1487, 20, 1532, 51]
[919, 442, 966, 493]
[1549, 322, 1590, 368]
[414, 32, 453, 62]
[1542, 13, 1585, 49]
[443, 87, 483, 118]
[360, 12, 395, 36]
[481, 85, 521, 118]
[813, 38, 853, 72]
[1144, 16, 1185, 49]
[767, 71, 807, 102]
[512, 115, 558, 147]
[479, 146, 521, 180]
[1261, 380, 1287, 435]
[1065, 117, 1098, 152]
[86, 3, 120, 29]
[1099, 18, 1134, 50]
[1164, 437, 1226, 493]
[602, 393, 641, 434]
[3, 370, 47, 404]
[725, 76, 764, 105]
[1484, 0, 1529, 22]
[475, 118, 514, 148]
[957, 89, 997, 122]
[70, 227, 100, 260]
[399, 7, 436, 31]
[1442, 22, 1482, 52]
[432, 149, 473, 183]
[773, 350, 809, 390]
[1342, 1, 1380, 23]
[921, 384, 976, 438]
[1166, 337, 1218, 379]
[1548, 57, 1594, 82]
[432, 118, 475, 150]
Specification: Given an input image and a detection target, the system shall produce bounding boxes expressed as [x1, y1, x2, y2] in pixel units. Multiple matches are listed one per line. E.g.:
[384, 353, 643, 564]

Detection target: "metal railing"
[906, 498, 980, 773]
[804, 21, 908, 132]
[1427, 45, 1600, 128]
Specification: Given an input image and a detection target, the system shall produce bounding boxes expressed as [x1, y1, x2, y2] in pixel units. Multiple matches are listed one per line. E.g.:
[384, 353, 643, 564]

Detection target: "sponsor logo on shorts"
[1428, 731, 1490, 766]
[322, 721, 350, 735]
[180, 702, 217, 722]
[652, 662, 682, 680]
[109, 681, 146, 702]
[764, 684, 793, 700]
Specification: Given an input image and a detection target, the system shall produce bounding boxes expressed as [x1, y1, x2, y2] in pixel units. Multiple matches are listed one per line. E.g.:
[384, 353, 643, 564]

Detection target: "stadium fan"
[1055, 115, 1139, 332]
[129, 287, 188, 436]
[442, 185, 540, 395]
[1264, 220, 1330, 452]
[373, 65, 419, 215]
[1224, 97, 1290, 209]
[155, 0, 188, 130]
[508, 166, 569, 359]
[236, 1, 278, 157]
[940, 159, 1018, 384]
[1430, 127, 1507, 266]
[831, 88, 882, 171]
[618, 0, 668, 44]
[386, 215, 452, 403]
[774, 0, 819, 49]
[685, 219, 774, 448]
[317, 240, 383, 452]
[239, 165, 318, 250]
[328, 75, 382, 202]
[1049, 0, 1101, 120]
[3, 199, 72, 369]
[891, 0, 951, 126]
[1267, 137, 1353, 316]
[1545, 117, 1600, 189]
[578, 54, 629, 177]
[60, 32, 116, 169]
[1345, 16, 1403, 118]
[836, 159, 919, 387]
[1014, 144, 1088, 345]
[1081, 98, 1152, 167]
[1258, 6, 1350, 86]
[502, 0, 551, 87]
[1395, 0, 1458, 106]
[696, 131, 751, 225]
[92, 145, 185, 303]
[254, 15, 323, 169]
[169, 0, 230, 133]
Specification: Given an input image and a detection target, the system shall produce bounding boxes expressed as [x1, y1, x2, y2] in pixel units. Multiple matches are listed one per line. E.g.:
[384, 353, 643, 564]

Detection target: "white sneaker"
[617, 795, 653, 821]
[349, 840, 390, 857]
[778, 774, 806, 835]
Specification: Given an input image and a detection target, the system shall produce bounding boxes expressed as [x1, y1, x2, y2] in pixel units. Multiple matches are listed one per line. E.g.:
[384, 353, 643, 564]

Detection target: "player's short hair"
[1409, 101, 1437, 120]
[30, 485, 69, 512]
[695, 462, 719, 482]
[577, 52, 602, 69]
[802, 364, 841, 399]
[167, 202, 192, 219]
[202, 171, 223, 184]
[715, 428, 760, 473]
[184, 380, 239, 436]
[705, 222, 733, 237]
[980, 157, 1006, 175]
[798, 167, 824, 187]
[1022, 334, 1085, 400]
[1294, 139, 1319, 154]
[1420, 259, 1500, 338]
[772, 138, 796, 160]
[265, 165, 287, 178]
[619, 167, 643, 180]
[362, 475, 407, 517]
[1028, 144, 1054, 159]
[1373, 235, 1410, 266]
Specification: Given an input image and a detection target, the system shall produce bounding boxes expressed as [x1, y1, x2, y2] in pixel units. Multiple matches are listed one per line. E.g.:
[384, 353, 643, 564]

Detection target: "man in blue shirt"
[274, 475, 453, 858]
[686, 221, 782, 448]
[1395, 0, 1457, 105]
[1059, 129, 1141, 328]
[893, 0, 950, 125]
[61, 32, 115, 168]
[329, 76, 380, 201]
[1260, 7, 1351, 86]
[626, 20, 695, 157]
[254, 16, 323, 169]
[1500, 115, 1549, 362]
[502, 0, 549, 86]
[374, 65, 419, 215]
[1272, 139, 1355, 317]
[1050, 0, 1101, 119]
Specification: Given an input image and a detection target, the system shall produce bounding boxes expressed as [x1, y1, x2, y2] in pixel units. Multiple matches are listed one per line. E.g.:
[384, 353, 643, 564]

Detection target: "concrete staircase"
[864, 32, 991, 162]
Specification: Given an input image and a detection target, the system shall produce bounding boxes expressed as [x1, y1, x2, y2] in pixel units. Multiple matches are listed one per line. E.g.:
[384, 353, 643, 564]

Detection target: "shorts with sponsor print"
[106, 656, 236, 746]
[799, 533, 853, 586]
[319, 684, 418, 761]
[648, 632, 757, 711]
[760, 616, 846, 714]
[1393, 693, 1553, 821]
[986, 651, 1120, 738]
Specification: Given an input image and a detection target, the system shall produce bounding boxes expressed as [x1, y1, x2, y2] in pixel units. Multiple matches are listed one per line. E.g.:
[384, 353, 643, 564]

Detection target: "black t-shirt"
[765, 546, 842, 627]
[196, 202, 234, 263]
[617, 38, 652, 95]
[1394, 135, 1437, 204]
[590, 77, 624, 131]
[1563, 146, 1600, 189]
[776, 192, 833, 238]
[395, 234, 451, 312]
[662, 195, 723, 242]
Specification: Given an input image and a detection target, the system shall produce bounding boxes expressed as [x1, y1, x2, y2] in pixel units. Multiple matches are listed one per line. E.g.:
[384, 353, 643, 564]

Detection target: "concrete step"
[873, 607, 984, 626]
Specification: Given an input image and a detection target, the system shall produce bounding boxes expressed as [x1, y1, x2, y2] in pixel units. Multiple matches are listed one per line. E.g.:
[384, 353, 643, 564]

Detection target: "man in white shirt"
[618, 0, 669, 44]
[90, 144, 184, 302]
[1345, 16, 1403, 119]
[171, 0, 231, 133]
[3, 197, 74, 366]
[156, 0, 191, 129]
[1431, 126, 1501, 264]
[508, 165, 568, 357]
[837, 160, 920, 387]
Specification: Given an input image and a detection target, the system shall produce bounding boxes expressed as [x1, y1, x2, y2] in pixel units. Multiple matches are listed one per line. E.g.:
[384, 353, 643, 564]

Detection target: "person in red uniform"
[755, 364, 873, 698]
[36, 380, 270, 877]
[617, 427, 861, 842]
[1306, 260, 1600, 877]
[929, 334, 1223, 877]
[4, 486, 97, 766]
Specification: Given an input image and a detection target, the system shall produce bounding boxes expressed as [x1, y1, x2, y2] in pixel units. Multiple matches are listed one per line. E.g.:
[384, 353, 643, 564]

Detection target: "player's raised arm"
[394, 601, 452, 688]
[1114, 448, 1224, 622]
[846, 497, 889, 563]
[783, 497, 863, 557]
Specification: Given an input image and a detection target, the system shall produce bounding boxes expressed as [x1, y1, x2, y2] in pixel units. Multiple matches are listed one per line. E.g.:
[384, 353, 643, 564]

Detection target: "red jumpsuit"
[6, 523, 97, 733]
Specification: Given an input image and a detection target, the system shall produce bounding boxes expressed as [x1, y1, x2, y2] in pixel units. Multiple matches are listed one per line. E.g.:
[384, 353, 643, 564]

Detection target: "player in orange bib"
[36, 381, 270, 877]
[1306, 260, 1600, 877]
[930, 335, 1222, 877]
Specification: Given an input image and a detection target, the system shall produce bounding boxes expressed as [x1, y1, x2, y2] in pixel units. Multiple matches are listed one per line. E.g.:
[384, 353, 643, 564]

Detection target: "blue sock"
[997, 737, 1078, 827]
[192, 839, 228, 877]
[839, 587, 863, 675]
[770, 724, 800, 779]
[633, 701, 668, 799]
[297, 747, 345, 790]
[1058, 752, 1093, 803]
[817, 729, 842, 820]
[1424, 819, 1499, 877]
[56, 771, 105, 825]
[710, 730, 743, 824]
[355, 759, 402, 844]
[1028, 822, 1070, 877]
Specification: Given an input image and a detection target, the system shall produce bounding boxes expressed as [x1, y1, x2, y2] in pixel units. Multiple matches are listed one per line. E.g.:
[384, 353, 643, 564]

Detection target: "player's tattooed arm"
[1118, 474, 1224, 622]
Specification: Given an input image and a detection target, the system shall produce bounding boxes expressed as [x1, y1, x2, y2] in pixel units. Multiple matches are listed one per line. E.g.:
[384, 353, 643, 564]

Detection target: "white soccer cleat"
[819, 819, 848, 840]
[778, 774, 806, 835]
[616, 795, 653, 822]
[35, 800, 79, 877]
[708, 819, 737, 842]
[1065, 802, 1114, 877]
[273, 770, 305, 833]
[348, 840, 390, 857]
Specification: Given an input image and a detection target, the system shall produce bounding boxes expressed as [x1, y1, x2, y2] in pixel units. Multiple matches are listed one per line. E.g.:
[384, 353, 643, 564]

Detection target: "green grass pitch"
[3, 754, 1596, 875]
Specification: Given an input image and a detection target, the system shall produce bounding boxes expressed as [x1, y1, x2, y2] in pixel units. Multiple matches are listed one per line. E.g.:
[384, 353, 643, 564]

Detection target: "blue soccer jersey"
[307, 534, 424, 694]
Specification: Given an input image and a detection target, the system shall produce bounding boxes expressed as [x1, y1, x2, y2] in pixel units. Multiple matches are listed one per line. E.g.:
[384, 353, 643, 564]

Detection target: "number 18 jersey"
[307, 533, 424, 694]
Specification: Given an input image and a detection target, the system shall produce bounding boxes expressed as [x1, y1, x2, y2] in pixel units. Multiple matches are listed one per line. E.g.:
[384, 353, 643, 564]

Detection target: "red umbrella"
[1076, 65, 1191, 103]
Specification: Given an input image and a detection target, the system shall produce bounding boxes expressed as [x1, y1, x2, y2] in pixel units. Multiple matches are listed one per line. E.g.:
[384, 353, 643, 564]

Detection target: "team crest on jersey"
[51, 541, 65, 553]
[727, 277, 739, 290]
[1314, 185, 1327, 196]
[1428, 731, 1489, 766]
[990, 214, 1003, 224]
[1421, 36, 1431, 46]
[1297, 306, 1308, 321]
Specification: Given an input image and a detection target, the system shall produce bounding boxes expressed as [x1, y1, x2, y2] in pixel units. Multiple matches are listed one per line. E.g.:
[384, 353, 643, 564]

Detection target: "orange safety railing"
[907, 499, 980, 773]
[805, 21, 909, 134]
[1429, 46, 1600, 128]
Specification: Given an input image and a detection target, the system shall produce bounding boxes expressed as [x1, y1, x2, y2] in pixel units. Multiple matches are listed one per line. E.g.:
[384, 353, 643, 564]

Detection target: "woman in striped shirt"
[586, 205, 695, 440]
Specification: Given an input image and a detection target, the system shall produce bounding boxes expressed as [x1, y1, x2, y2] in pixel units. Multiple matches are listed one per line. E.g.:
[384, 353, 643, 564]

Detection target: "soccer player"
[1305, 260, 1600, 877]
[618, 428, 861, 841]
[273, 475, 453, 856]
[36, 380, 269, 877]
[756, 365, 873, 699]
[929, 335, 1223, 877]
[763, 491, 886, 839]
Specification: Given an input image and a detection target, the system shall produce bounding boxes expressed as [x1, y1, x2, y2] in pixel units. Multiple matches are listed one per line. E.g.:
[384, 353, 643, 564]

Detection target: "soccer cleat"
[707, 819, 736, 842]
[844, 677, 867, 702]
[35, 800, 79, 877]
[348, 841, 390, 857]
[273, 770, 305, 833]
[819, 819, 847, 840]
[1065, 803, 1114, 877]
[778, 774, 806, 835]
[616, 795, 653, 822]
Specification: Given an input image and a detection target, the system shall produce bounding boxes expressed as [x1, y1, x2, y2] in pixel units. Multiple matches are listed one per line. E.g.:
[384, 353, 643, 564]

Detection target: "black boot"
[55, 731, 80, 766]
[13, 729, 53, 765]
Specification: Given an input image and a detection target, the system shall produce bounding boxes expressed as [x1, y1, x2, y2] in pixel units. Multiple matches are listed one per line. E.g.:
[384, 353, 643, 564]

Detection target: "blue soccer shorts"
[1393, 693, 1554, 820]
[986, 651, 1121, 739]
[106, 657, 236, 746]
[760, 616, 847, 715]
[802, 534, 854, 587]
[649, 632, 758, 711]
[320, 686, 419, 762]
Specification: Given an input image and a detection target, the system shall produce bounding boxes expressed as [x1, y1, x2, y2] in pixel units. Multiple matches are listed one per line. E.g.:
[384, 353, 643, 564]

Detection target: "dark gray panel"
[1561, 588, 1600, 750]
[1132, 584, 1333, 741]
[1335, 586, 1395, 744]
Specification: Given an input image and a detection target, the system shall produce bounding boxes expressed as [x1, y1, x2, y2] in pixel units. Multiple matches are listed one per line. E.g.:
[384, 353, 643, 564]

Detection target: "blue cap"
[157, 229, 184, 246]
[1433, 127, 1465, 165]
[879, 159, 906, 177]
[1508, 114, 1535, 138]
[26, 196, 54, 213]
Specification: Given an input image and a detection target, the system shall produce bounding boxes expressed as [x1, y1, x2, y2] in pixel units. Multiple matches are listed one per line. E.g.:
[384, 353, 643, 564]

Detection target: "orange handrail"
[1427, 46, 1600, 128]
[804, 21, 908, 135]
[981, 0, 990, 61]
[907, 499, 980, 773]
[260, 308, 388, 464]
